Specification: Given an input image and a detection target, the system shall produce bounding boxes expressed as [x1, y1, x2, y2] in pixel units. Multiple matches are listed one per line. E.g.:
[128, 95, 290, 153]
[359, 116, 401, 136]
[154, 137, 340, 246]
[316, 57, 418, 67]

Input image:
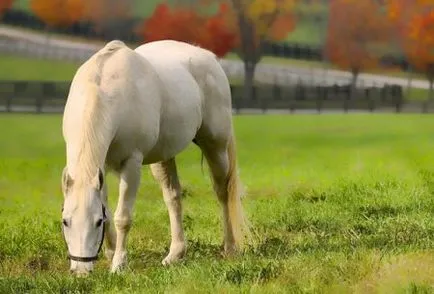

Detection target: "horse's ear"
[93, 168, 104, 191]
[61, 167, 73, 195]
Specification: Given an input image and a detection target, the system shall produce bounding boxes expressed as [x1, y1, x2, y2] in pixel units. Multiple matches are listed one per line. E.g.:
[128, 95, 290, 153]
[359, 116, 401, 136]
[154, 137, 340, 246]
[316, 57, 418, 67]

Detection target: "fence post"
[343, 85, 350, 113]
[381, 83, 388, 103]
[261, 96, 267, 114]
[230, 85, 240, 114]
[273, 83, 281, 101]
[316, 85, 323, 114]
[366, 88, 374, 112]
[394, 85, 403, 113]
[35, 96, 43, 113]
[6, 95, 12, 112]
[422, 101, 429, 113]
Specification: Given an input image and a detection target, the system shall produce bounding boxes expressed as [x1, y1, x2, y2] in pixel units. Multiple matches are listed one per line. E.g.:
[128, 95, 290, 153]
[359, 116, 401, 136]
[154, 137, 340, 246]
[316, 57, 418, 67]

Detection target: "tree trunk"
[422, 78, 433, 113]
[243, 61, 257, 101]
[43, 25, 53, 59]
[429, 78, 434, 102]
[350, 69, 359, 100]
[428, 78, 434, 113]
[405, 66, 413, 99]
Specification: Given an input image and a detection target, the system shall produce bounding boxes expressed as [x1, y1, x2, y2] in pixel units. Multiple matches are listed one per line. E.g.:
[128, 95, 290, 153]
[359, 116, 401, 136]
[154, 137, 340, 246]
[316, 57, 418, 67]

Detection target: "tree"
[402, 6, 434, 105]
[325, 0, 390, 97]
[30, 0, 84, 28]
[141, 0, 296, 100]
[0, 0, 14, 17]
[139, 3, 237, 58]
[229, 0, 296, 100]
[386, 0, 434, 105]
[82, 0, 133, 33]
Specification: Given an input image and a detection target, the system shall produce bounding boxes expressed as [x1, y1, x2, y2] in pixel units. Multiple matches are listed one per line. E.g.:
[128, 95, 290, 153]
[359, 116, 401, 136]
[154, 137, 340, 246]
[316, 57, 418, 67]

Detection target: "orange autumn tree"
[326, 0, 390, 94]
[388, 1, 434, 102]
[30, 0, 84, 28]
[139, 3, 237, 58]
[385, 0, 420, 52]
[0, 0, 14, 18]
[141, 0, 296, 100]
[82, 0, 132, 33]
[229, 0, 296, 100]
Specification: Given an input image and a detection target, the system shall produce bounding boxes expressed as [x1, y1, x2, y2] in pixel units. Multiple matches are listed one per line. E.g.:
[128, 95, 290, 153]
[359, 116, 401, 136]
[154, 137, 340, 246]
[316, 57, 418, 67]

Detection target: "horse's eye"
[62, 219, 69, 227]
[96, 218, 103, 228]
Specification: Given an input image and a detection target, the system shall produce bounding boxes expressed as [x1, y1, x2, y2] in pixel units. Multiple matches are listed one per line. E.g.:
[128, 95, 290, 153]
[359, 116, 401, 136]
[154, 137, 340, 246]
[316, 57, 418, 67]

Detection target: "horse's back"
[135, 40, 233, 144]
[135, 40, 230, 105]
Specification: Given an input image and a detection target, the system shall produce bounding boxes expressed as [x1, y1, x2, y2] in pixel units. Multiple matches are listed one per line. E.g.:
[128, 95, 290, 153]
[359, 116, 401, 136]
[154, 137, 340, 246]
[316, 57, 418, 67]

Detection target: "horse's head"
[61, 167, 106, 275]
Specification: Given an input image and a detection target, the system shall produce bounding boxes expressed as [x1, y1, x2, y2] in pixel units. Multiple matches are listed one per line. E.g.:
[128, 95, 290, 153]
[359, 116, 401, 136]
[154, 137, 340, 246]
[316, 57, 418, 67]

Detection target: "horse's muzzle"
[70, 260, 94, 276]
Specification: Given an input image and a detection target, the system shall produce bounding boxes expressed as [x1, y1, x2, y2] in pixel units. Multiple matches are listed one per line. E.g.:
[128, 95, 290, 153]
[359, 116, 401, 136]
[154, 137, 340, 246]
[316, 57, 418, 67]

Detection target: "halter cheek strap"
[61, 205, 107, 262]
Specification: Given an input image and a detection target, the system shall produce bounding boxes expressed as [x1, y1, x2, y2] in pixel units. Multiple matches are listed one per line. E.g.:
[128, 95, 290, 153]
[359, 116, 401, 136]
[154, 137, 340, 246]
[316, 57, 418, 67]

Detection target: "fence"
[1, 80, 429, 114]
[0, 18, 432, 114]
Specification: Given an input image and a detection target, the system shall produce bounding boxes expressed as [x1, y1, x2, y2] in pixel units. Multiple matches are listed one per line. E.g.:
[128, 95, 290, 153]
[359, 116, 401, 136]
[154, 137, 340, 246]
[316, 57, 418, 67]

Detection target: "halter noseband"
[61, 205, 106, 263]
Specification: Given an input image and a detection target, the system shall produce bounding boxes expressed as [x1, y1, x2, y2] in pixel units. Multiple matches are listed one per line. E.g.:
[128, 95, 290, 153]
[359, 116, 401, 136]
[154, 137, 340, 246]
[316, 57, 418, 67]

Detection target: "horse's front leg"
[150, 159, 186, 266]
[101, 182, 116, 262]
[111, 152, 143, 273]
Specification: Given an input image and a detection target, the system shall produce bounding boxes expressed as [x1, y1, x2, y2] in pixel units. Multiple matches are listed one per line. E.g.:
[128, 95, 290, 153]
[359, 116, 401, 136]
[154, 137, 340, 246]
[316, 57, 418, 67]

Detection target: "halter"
[61, 205, 106, 262]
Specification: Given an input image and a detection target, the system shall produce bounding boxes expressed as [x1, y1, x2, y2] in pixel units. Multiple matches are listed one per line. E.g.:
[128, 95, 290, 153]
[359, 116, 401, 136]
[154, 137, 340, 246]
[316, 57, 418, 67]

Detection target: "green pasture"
[0, 113, 433, 293]
[0, 55, 78, 81]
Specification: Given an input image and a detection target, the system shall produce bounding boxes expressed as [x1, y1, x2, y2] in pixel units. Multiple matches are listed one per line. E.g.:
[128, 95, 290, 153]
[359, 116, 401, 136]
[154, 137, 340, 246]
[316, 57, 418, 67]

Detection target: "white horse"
[61, 39, 249, 275]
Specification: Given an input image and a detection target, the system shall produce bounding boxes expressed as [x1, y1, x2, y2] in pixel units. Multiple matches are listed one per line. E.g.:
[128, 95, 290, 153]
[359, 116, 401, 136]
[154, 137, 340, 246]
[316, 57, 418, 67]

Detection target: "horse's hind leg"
[198, 137, 244, 255]
[150, 158, 186, 265]
[111, 151, 144, 273]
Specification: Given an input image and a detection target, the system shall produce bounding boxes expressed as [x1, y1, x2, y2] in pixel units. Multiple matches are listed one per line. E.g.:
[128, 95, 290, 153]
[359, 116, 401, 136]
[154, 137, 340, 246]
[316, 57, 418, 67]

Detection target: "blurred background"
[0, 0, 433, 114]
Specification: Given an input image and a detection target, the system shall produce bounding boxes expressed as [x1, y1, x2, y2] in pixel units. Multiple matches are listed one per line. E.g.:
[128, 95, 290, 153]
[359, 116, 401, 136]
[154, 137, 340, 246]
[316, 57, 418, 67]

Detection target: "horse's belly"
[142, 106, 201, 164]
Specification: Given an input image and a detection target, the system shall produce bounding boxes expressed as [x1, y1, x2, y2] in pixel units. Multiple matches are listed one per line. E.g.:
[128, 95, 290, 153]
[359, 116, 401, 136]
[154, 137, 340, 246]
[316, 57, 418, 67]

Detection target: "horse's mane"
[70, 41, 126, 187]
[73, 84, 109, 187]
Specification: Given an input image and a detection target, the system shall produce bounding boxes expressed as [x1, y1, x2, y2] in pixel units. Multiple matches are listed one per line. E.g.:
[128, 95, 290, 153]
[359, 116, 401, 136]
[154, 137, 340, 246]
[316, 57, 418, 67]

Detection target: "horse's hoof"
[161, 254, 182, 266]
[110, 251, 127, 273]
[222, 242, 237, 257]
[162, 242, 186, 266]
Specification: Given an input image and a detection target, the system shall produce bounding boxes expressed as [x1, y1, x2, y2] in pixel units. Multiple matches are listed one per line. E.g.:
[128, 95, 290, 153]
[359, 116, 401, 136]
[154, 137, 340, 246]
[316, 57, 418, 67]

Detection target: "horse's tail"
[95, 40, 126, 72]
[227, 129, 251, 250]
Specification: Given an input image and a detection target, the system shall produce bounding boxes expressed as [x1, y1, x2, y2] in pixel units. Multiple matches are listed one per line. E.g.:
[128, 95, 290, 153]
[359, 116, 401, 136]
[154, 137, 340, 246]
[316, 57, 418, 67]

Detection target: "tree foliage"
[82, 0, 132, 31]
[387, 1, 434, 78]
[386, 0, 434, 103]
[0, 0, 13, 17]
[139, 3, 237, 58]
[30, 0, 84, 27]
[325, 0, 390, 80]
[230, 0, 296, 62]
[228, 0, 296, 100]
[30, 0, 132, 30]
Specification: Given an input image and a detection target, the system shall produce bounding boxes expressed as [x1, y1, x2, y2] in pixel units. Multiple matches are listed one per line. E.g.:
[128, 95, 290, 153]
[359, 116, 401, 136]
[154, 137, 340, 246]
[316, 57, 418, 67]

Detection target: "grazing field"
[0, 114, 434, 293]
[0, 56, 78, 81]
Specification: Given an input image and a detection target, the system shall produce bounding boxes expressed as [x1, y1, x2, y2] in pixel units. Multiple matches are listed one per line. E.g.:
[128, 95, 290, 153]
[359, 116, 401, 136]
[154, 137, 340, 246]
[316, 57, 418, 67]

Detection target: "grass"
[0, 55, 78, 81]
[407, 88, 431, 101]
[0, 113, 434, 293]
[286, 19, 325, 46]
